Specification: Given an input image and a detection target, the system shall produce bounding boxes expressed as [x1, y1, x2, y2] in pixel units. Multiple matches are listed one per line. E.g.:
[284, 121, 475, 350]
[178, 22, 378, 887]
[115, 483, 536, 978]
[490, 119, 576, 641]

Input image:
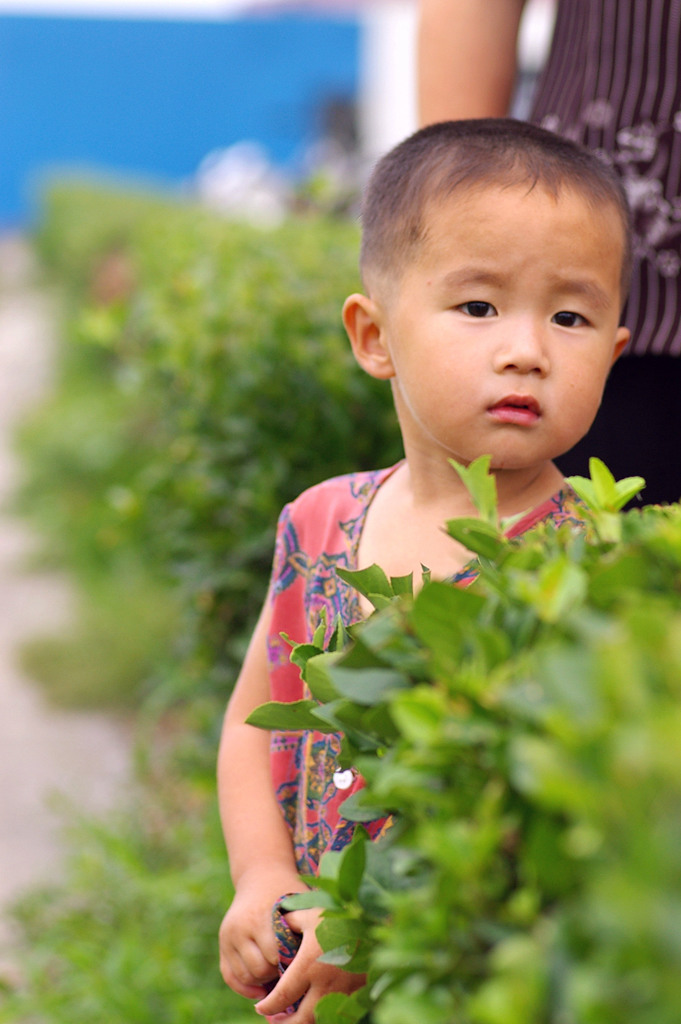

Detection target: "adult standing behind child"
[217, 119, 631, 1023]
[418, 0, 681, 504]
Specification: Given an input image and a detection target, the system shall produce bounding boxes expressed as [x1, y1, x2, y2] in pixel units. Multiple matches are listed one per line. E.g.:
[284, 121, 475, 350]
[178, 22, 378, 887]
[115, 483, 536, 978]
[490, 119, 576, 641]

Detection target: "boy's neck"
[401, 453, 566, 520]
[356, 455, 567, 609]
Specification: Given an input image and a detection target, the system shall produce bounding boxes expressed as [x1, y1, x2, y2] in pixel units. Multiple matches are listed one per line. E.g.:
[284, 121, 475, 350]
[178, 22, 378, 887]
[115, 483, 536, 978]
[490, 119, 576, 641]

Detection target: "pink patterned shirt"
[265, 464, 584, 874]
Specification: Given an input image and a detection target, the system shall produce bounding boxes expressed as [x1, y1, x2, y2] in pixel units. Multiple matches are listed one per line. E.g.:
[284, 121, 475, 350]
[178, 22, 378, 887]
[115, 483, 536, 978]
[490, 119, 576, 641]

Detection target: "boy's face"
[353, 183, 629, 474]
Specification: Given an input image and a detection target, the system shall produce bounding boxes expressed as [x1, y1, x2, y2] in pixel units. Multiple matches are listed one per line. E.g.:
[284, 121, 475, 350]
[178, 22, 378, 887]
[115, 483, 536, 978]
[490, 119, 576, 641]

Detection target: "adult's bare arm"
[417, 0, 528, 125]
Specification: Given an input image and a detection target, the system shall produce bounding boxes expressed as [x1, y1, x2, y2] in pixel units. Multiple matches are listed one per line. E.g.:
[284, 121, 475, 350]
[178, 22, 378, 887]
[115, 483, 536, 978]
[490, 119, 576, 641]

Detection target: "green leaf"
[328, 666, 411, 706]
[410, 581, 485, 673]
[310, 699, 391, 751]
[390, 573, 414, 596]
[335, 567, 411, 610]
[304, 652, 342, 703]
[509, 734, 594, 814]
[339, 788, 389, 823]
[337, 564, 394, 602]
[566, 457, 645, 512]
[337, 828, 367, 901]
[449, 454, 498, 524]
[318, 848, 343, 883]
[389, 687, 448, 746]
[280, 889, 339, 911]
[445, 517, 506, 559]
[590, 456, 618, 507]
[313, 609, 329, 649]
[588, 550, 651, 608]
[499, 508, 531, 533]
[317, 916, 365, 962]
[614, 474, 646, 507]
[246, 699, 336, 732]
[565, 474, 598, 509]
[374, 987, 455, 1024]
[289, 642, 324, 674]
[328, 613, 351, 652]
[511, 556, 587, 623]
[315, 989, 370, 1024]
[317, 944, 357, 967]
[587, 457, 644, 510]
[341, 631, 390, 669]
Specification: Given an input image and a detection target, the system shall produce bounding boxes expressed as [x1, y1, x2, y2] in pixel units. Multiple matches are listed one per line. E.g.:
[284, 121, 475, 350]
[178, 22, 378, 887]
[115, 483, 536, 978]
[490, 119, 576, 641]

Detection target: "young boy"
[217, 119, 631, 1023]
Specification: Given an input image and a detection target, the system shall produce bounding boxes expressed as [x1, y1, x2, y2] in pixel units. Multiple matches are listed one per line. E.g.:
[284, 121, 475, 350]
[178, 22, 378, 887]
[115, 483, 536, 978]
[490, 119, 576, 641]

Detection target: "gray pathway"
[0, 236, 131, 958]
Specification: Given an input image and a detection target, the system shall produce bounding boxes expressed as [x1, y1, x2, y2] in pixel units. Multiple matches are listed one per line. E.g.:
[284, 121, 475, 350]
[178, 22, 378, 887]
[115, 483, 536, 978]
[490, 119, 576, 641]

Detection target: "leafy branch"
[248, 458, 681, 1024]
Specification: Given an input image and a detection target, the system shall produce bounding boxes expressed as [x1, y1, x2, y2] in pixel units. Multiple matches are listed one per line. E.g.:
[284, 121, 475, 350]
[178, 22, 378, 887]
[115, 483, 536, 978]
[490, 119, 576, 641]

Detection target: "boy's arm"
[218, 600, 304, 1000]
[417, 0, 528, 125]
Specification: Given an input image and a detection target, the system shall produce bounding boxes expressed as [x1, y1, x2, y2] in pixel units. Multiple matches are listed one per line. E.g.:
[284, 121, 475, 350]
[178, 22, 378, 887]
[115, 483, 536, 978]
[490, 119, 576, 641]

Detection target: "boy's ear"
[612, 326, 630, 364]
[342, 293, 395, 380]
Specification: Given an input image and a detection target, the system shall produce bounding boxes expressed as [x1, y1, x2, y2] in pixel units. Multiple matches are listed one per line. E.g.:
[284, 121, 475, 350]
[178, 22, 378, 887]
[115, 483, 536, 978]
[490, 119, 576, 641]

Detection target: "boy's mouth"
[488, 394, 541, 426]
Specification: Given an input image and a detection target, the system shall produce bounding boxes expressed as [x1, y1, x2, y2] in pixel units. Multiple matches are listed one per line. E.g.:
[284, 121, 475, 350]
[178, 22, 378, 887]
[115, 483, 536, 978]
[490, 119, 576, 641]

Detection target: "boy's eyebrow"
[550, 276, 612, 312]
[439, 269, 614, 311]
[438, 268, 506, 290]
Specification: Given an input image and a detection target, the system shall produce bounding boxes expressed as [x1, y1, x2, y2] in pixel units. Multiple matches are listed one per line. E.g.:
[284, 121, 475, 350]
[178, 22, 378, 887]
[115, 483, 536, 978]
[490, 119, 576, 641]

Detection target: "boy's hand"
[253, 906, 365, 1023]
[219, 867, 303, 1000]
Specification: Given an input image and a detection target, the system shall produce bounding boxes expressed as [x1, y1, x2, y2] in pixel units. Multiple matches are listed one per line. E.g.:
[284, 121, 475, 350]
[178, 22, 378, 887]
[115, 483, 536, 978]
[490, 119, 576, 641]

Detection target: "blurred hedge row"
[19, 183, 401, 711]
[1, 184, 399, 1024]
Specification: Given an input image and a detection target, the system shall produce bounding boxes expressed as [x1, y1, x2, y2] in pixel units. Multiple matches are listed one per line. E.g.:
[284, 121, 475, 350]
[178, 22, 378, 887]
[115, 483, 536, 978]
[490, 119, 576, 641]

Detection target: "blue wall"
[0, 13, 360, 225]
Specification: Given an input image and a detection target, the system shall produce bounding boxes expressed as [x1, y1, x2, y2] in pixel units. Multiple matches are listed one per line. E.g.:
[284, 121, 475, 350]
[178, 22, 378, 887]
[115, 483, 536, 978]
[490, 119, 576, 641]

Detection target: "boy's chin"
[487, 454, 553, 473]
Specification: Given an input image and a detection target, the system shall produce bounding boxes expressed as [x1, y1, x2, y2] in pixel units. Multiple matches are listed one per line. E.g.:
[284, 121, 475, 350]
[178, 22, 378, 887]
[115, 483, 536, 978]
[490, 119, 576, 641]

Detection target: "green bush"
[1, 183, 401, 1021]
[1, 182, 402, 1020]
[251, 459, 681, 1024]
[20, 183, 401, 709]
[0, 755, 257, 1024]
[19, 569, 180, 709]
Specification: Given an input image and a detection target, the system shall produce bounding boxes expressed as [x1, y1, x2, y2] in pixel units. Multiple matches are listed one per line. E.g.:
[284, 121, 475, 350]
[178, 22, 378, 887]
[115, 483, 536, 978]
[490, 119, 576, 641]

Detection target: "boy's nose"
[493, 321, 550, 377]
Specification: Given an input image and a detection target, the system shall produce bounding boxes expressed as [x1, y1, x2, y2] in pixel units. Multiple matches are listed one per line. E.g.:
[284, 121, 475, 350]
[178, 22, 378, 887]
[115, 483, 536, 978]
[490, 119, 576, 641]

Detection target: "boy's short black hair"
[360, 118, 632, 296]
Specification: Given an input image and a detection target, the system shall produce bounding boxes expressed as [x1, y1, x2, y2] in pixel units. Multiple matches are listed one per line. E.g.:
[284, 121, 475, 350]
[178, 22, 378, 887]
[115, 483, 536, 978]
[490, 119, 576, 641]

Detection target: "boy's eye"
[552, 310, 588, 327]
[458, 301, 496, 317]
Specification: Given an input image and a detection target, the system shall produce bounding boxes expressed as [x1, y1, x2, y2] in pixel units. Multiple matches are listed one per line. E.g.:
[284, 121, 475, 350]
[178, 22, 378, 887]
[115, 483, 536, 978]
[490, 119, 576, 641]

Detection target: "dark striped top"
[530, 0, 681, 355]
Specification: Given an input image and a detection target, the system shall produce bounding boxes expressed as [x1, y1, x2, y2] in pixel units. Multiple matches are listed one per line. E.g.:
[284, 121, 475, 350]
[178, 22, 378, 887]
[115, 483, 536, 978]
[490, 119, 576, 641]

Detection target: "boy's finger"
[220, 964, 268, 1002]
[254, 970, 308, 1019]
[259, 924, 282, 968]
[220, 944, 271, 1000]
[239, 939, 280, 982]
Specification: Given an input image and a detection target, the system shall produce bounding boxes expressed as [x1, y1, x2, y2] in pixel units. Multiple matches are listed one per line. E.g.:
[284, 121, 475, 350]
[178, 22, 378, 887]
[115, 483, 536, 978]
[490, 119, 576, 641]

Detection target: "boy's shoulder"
[271, 466, 400, 575]
[505, 483, 587, 539]
[282, 464, 399, 526]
